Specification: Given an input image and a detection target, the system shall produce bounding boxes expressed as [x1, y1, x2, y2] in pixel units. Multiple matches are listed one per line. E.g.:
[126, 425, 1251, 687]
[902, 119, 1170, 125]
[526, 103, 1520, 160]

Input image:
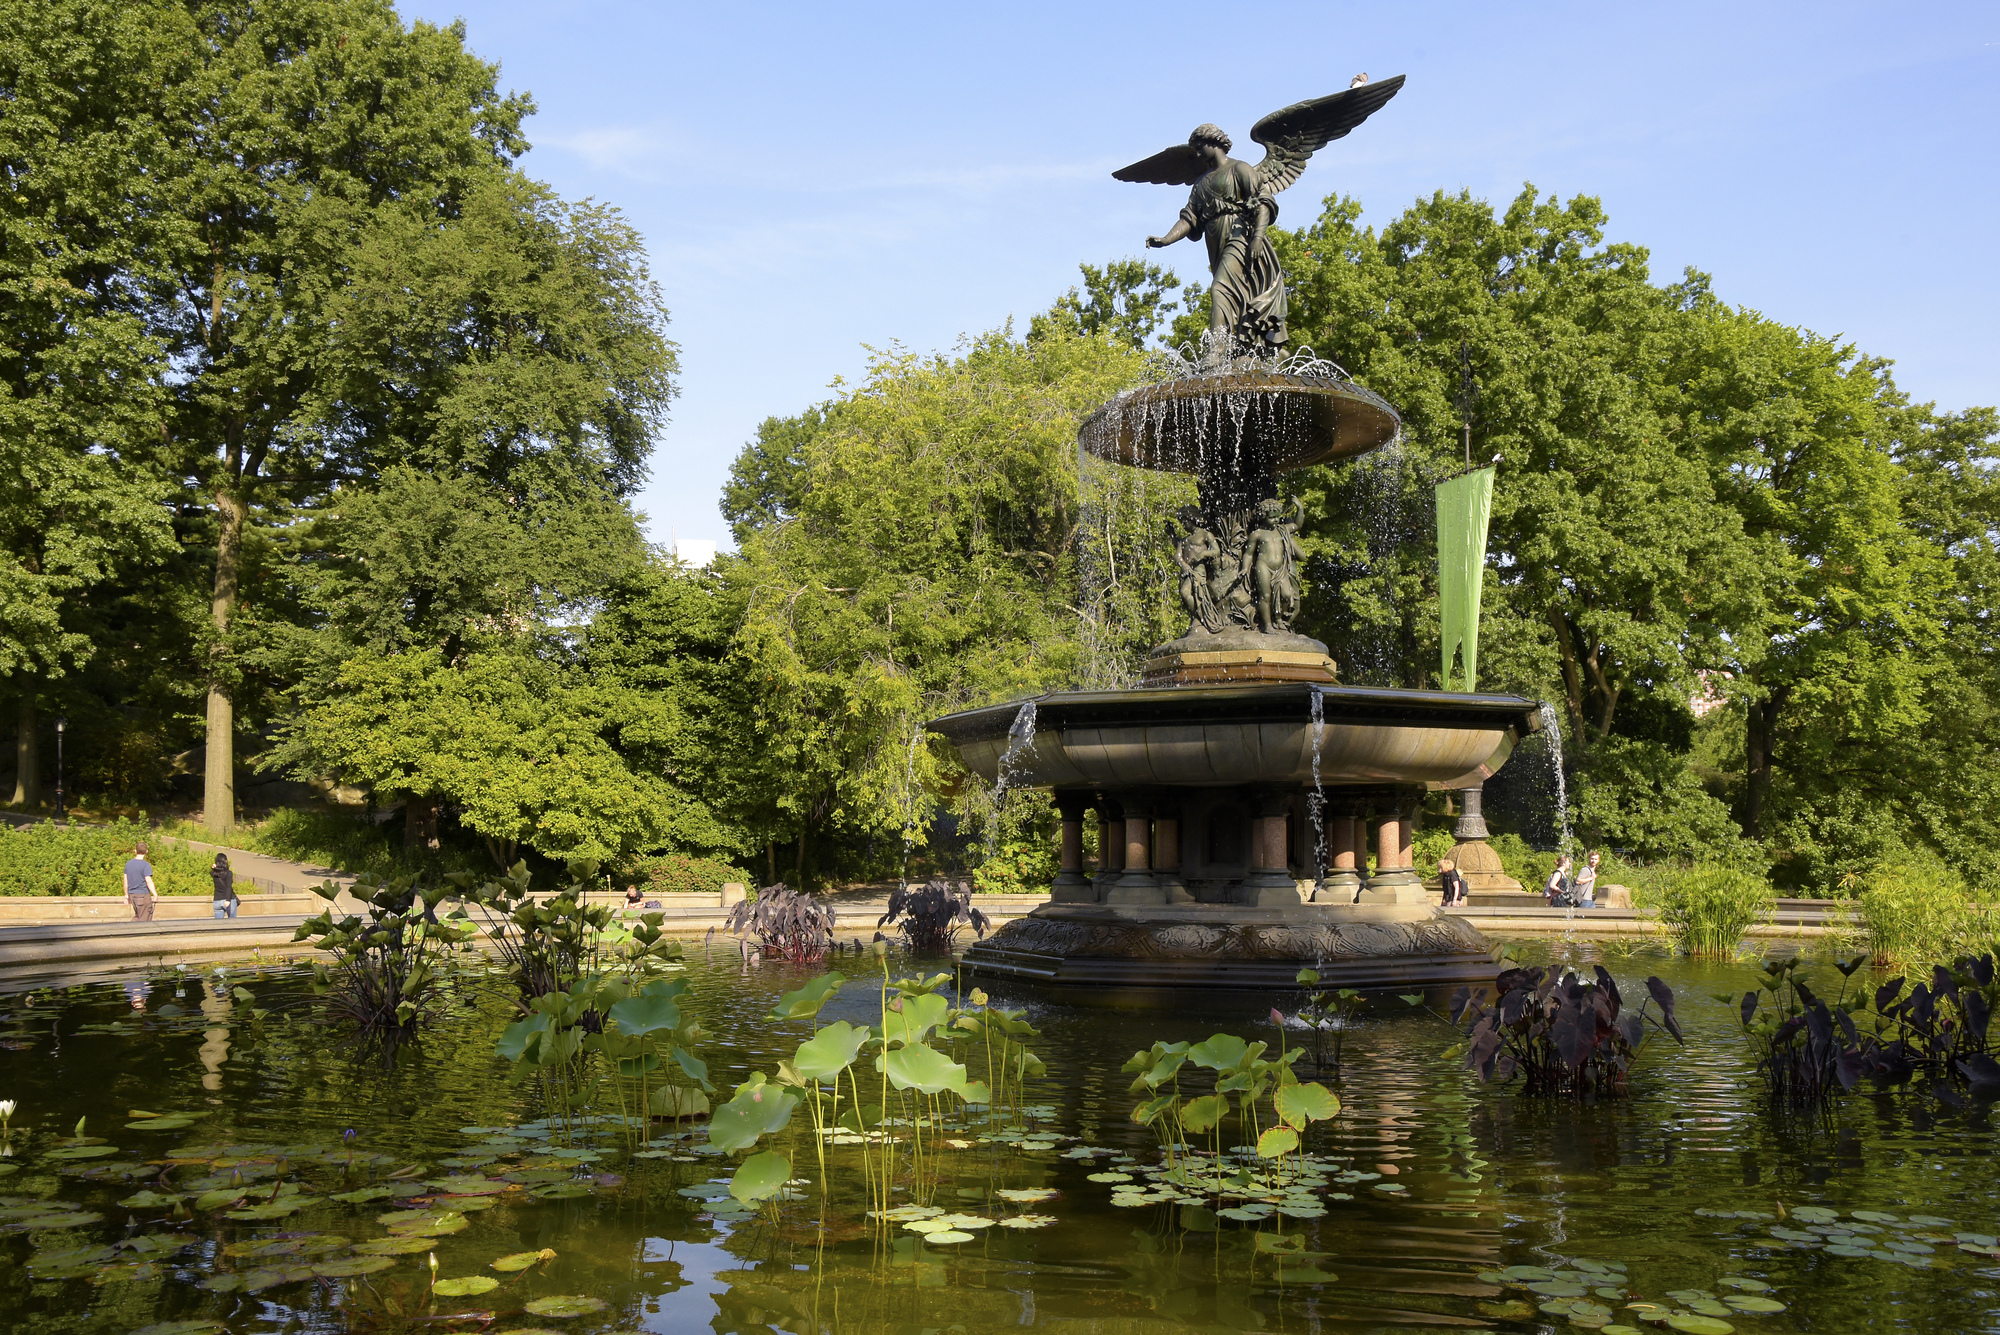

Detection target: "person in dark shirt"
[211, 854, 240, 919]
[1438, 857, 1469, 907]
[123, 844, 157, 921]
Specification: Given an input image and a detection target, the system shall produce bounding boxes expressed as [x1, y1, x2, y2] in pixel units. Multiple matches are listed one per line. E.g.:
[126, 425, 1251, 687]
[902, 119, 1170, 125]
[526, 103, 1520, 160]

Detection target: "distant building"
[672, 538, 717, 569]
[1689, 670, 1733, 720]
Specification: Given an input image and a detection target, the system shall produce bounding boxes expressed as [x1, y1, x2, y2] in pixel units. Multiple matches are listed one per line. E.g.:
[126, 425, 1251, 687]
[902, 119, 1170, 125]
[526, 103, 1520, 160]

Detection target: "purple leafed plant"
[1449, 965, 1681, 1097]
[877, 876, 990, 955]
[724, 882, 836, 962]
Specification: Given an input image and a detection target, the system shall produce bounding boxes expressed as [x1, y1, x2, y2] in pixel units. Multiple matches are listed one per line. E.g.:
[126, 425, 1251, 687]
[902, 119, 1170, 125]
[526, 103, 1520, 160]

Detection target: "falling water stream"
[1308, 685, 1328, 880]
[1537, 701, 1575, 857]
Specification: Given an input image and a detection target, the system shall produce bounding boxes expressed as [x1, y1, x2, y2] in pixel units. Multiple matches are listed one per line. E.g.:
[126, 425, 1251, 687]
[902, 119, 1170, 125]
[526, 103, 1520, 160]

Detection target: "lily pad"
[998, 1214, 1056, 1228]
[42, 1146, 119, 1160]
[1851, 1210, 1901, 1223]
[523, 1295, 609, 1318]
[129, 1323, 224, 1335]
[530, 1181, 594, 1199]
[1087, 1171, 1132, 1183]
[227, 1199, 312, 1220]
[1665, 1316, 1734, 1334]
[116, 1191, 182, 1209]
[922, 1229, 976, 1245]
[425, 1176, 510, 1195]
[492, 1248, 557, 1271]
[1909, 1214, 1953, 1227]
[1724, 1296, 1785, 1313]
[432, 1275, 500, 1296]
[312, 1255, 396, 1278]
[329, 1187, 395, 1205]
[1789, 1206, 1839, 1223]
[353, 1235, 438, 1255]
[11, 1211, 103, 1230]
[1527, 1281, 1589, 1297]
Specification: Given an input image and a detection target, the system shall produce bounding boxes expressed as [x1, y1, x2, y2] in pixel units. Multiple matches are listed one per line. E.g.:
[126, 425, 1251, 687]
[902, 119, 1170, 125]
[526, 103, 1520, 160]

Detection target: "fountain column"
[1091, 798, 1125, 901]
[1051, 793, 1093, 904]
[1108, 794, 1164, 905]
[1153, 799, 1194, 904]
[1241, 786, 1304, 907]
[1359, 791, 1425, 904]
[1311, 796, 1364, 903]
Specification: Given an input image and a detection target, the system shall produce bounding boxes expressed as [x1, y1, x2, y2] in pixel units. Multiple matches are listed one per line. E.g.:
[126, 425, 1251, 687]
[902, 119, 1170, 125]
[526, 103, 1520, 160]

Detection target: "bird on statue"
[1118, 75, 1404, 354]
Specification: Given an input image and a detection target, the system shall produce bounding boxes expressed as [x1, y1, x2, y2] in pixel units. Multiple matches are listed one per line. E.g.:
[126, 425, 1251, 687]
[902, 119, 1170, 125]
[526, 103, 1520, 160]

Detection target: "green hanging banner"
[1436, 466, 1495, 692]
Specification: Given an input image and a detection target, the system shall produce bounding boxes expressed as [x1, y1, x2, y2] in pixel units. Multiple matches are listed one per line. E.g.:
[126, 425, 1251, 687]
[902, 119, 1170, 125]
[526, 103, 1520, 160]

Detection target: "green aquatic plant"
[1638, 863, 1774, 958]
[876, 876, 990, 953]
[292, 874, 477, 1033]
[1859, 863, 1997, 970]
[1290, 968, 1366, 1074]
[453, 860, 676, 997]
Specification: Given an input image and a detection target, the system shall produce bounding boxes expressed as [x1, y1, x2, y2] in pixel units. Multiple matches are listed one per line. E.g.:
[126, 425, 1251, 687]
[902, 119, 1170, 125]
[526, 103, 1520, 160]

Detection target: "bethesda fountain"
[927, 74, 1546, 1004]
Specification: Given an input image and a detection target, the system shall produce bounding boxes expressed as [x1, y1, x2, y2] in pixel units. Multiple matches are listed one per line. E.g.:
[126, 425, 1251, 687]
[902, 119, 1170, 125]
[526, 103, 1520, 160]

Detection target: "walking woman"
[211, 854, 240, 919]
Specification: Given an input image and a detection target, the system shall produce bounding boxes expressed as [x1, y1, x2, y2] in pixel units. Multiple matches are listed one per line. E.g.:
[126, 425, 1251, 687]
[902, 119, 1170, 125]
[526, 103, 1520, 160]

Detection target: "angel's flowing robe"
[1180, 159, 1288, 348]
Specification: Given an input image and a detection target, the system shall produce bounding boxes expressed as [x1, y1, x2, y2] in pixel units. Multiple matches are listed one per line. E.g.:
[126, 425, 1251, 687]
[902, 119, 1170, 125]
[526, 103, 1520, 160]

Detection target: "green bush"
[0, 819, 213, 896]
[1490, 832, 1558, 896]
[972, 836, 1058, 894]
[1636, 863, 1774, 957]
[638, 853, 753, 897]
[1859, 863, 1995, 970]
[1412, 824, 1457, 871]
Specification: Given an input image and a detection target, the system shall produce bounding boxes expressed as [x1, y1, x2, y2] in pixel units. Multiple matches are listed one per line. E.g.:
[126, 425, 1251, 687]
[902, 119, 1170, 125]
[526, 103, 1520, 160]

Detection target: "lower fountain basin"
[930, 683, 1544, 792]
[961, 901, 1498, 1007]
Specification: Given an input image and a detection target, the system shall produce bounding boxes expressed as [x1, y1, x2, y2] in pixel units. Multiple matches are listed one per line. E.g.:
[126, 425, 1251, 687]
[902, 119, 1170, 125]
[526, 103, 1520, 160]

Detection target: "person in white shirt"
[1573, 852, 1601, 908]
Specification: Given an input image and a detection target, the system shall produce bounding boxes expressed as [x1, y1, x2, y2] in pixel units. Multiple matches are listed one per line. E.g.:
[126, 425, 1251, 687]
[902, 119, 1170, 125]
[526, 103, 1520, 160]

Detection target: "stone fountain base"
[960, 901, 1499, 1008]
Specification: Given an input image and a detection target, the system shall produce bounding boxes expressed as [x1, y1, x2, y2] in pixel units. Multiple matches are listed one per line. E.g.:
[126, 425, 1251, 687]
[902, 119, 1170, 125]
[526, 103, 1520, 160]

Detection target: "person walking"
[210, 853, 240, 919]
[1573, 852, 1601, 909]
[1438, 857, 1469, 907]
[124, 843, 158, 921]
[1543, 856, 1573, 907]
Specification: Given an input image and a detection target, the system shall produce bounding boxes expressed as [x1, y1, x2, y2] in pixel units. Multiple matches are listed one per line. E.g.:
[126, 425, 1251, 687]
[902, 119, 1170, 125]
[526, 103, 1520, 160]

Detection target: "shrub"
[1490, 832, 1557, 896]
[970, 835, 1057, 894]
[1411, 823, 1456, 871]
[0, 819, 212, 896]
[1637, 863, 1774, 958]
[638, 854, 752, 897]
[1860, 863, 1996, 970]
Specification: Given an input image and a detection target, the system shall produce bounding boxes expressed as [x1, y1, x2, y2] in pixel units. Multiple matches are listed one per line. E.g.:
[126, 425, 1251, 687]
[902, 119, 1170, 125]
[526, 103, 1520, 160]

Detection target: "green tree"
[1029, 259, 1183, 350]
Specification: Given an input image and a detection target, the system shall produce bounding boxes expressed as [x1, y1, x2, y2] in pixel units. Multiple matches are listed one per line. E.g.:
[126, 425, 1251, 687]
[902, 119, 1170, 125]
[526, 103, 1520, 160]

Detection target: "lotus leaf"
[1851, 1210, 1900, 1222]
[1686, 1299, 1734, 1317]
[523, 1295, 609, 1317]
[708, 1078, 800, 1152]
[882, 1042, 968, 1096]
[1256, 1127, 1299, 1159]
[767, 972, 845, 1021]
[607, 992, 681, 1037]
[1789, 1206, 1839, 1223]
[12, 1210, 103, 1229]
[1186, 1034, 1251, 1070]
[1274, 1082, 1340, 1129]
[354, 1236, 436, 1255]
[492, 1248, 558, 1271]
[311, 1256, 396, 1278]
[793, 1021, 870, 1082]
[227, 1199, 310, 1220]
[728, 1150, 792, 1205]
[42, 1146, 118, 1160]
[1723, 1296, 1785, 1313]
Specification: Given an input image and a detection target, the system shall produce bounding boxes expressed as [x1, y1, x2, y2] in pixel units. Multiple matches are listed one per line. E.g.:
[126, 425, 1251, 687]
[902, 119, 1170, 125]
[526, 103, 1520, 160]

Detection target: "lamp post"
[53, 715, 65, 822]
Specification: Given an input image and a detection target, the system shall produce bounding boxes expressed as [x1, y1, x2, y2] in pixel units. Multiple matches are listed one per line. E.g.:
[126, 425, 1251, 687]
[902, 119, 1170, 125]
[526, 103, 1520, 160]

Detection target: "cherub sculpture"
[1116, 74, 1404, 353]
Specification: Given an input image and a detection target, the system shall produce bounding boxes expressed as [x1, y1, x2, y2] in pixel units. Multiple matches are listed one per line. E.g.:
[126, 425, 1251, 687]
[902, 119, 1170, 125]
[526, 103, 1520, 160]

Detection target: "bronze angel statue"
[1118, 74, 1404, 353]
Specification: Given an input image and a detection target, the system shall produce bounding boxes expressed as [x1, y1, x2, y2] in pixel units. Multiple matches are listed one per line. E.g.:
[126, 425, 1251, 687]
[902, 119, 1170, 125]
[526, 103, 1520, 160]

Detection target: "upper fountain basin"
[930, 683, 1544, 792]
[1078, 370, 1402, 473]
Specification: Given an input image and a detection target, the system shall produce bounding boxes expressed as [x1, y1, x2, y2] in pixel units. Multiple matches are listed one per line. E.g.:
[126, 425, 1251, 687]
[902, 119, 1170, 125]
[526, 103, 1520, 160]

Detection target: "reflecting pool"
[1, 940, 1996, 1334]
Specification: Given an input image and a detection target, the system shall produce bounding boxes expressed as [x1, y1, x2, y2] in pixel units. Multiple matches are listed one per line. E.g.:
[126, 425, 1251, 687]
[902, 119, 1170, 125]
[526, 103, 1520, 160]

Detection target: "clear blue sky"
[404, 0, 1999, 551]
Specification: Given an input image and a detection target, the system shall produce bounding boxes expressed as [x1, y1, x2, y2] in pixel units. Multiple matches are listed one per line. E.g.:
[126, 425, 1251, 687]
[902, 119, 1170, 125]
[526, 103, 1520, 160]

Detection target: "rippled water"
[2, 938, 1997, 1335]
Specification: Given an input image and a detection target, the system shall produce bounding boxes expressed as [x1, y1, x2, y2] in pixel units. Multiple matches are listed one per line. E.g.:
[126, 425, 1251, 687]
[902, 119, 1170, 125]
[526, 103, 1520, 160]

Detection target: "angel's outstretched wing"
[1250, 75, 1405, 194]
[1112, 143, 1208, 186]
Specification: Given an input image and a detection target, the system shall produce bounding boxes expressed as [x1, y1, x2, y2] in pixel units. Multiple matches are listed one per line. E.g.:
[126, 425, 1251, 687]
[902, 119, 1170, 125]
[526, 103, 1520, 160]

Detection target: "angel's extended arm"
[1146, 215, 1194, 249]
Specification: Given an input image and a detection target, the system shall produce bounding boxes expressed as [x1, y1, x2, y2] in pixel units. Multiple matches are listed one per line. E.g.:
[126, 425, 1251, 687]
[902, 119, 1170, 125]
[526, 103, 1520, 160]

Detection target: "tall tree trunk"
[202, 488, 247, 833]
[404, 793, 440, 852]
[10, 692, 38, 809]
[1743, 691, 1783, 839]
[795, 827, 808, 889]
